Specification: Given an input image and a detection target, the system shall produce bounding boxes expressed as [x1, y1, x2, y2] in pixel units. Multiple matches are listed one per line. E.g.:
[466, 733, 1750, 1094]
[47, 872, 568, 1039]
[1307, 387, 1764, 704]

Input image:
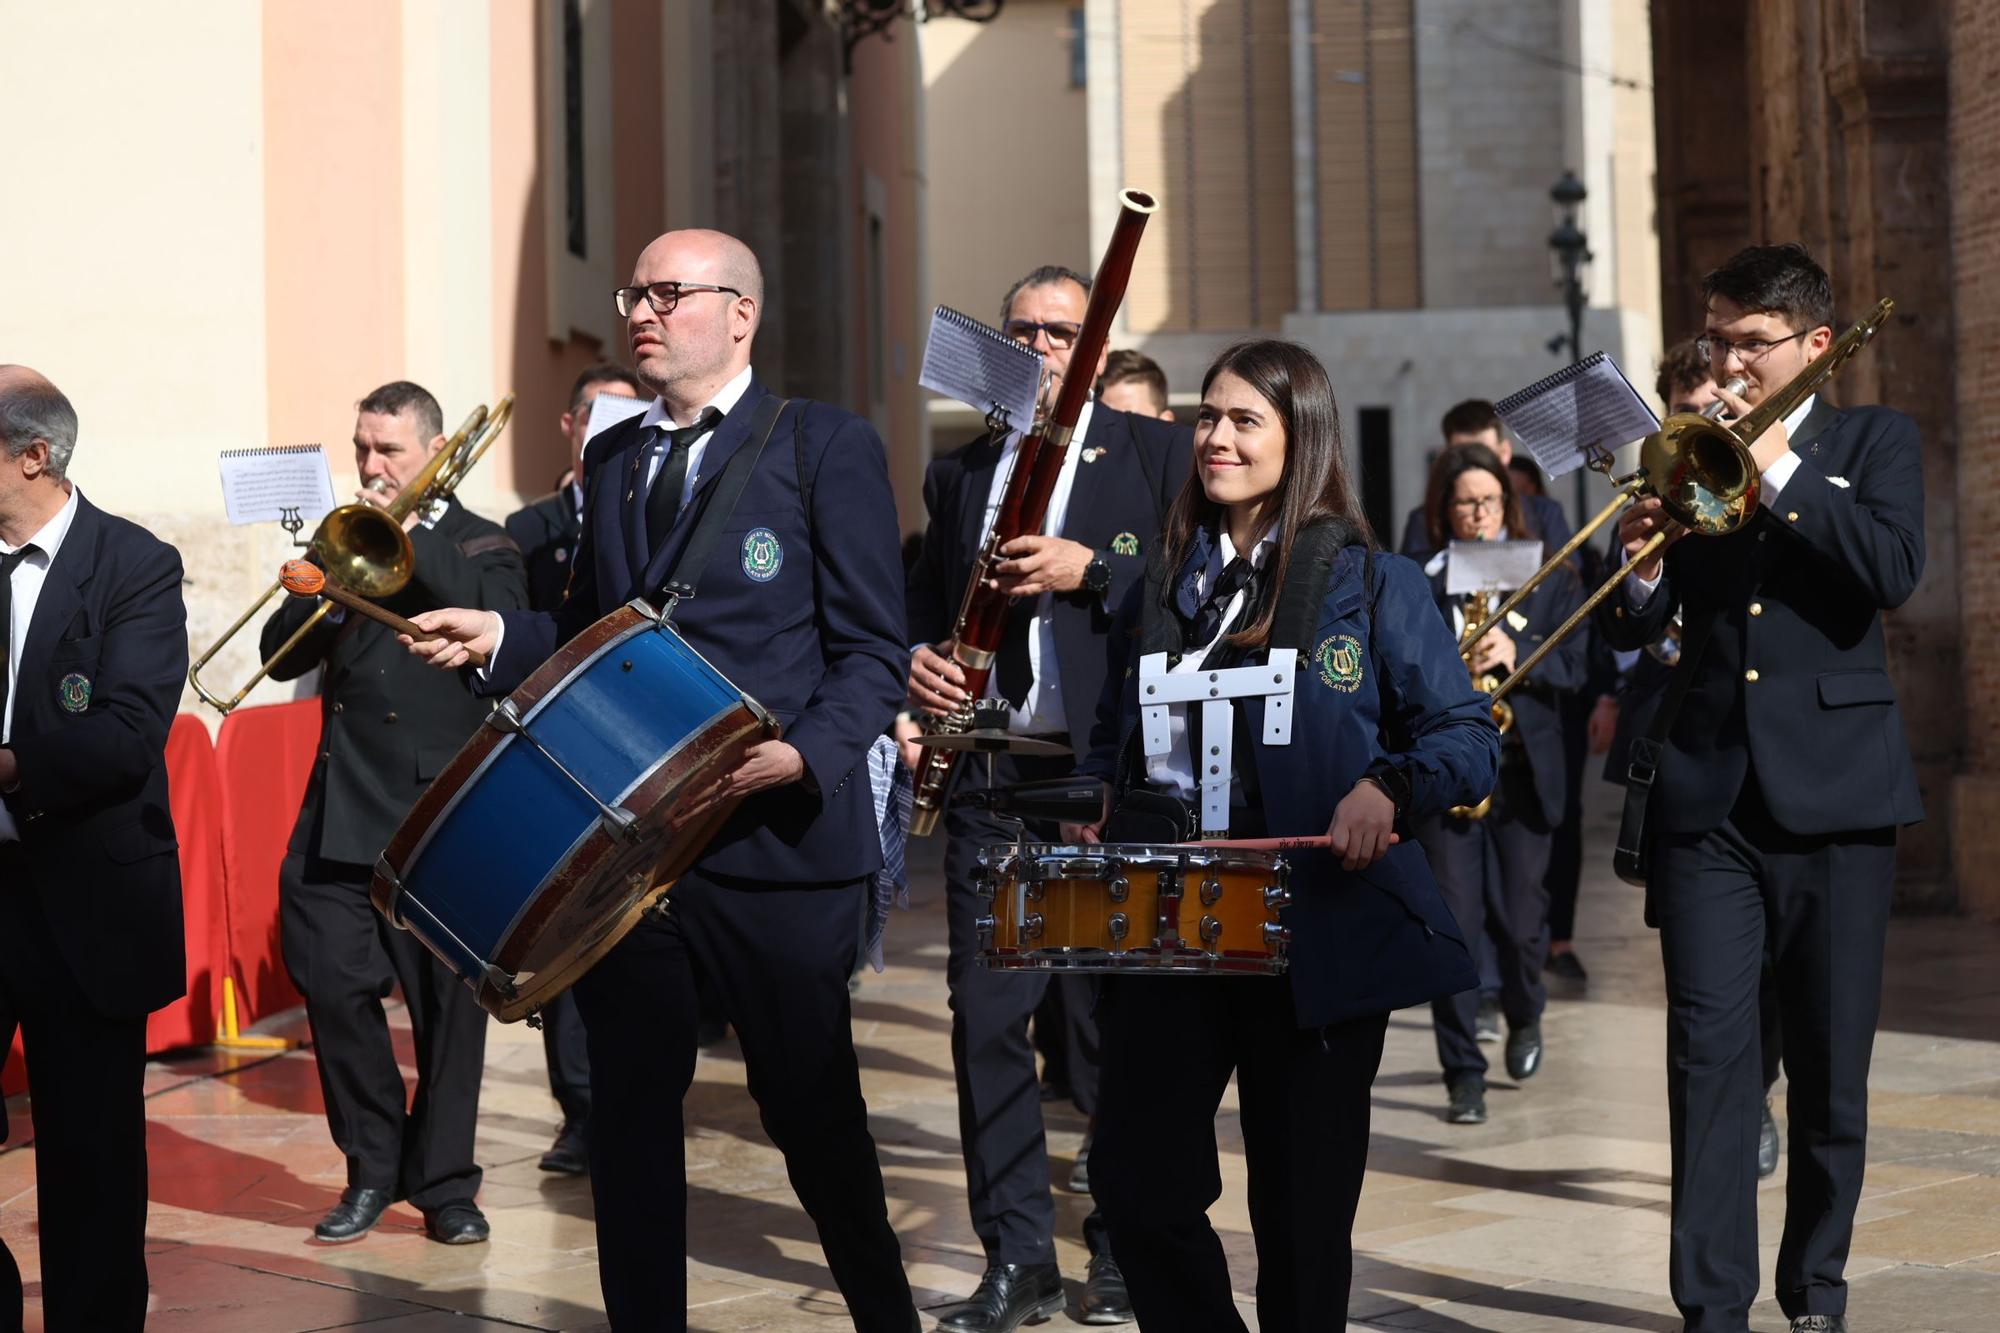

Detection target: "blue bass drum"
[372, 600, 776, 1020]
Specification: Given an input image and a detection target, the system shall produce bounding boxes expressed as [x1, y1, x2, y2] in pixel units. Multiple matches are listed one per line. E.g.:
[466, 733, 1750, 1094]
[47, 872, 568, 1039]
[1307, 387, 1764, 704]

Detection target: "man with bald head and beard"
[406, 230, 918, 1331]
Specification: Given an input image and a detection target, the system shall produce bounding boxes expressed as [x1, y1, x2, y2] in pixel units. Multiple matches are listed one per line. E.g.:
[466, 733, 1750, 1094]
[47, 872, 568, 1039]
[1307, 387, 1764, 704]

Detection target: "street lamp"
[1547, 170, 1593, 518]
[840, 0, 1005, 72]
[1547, 170, 1591, 366]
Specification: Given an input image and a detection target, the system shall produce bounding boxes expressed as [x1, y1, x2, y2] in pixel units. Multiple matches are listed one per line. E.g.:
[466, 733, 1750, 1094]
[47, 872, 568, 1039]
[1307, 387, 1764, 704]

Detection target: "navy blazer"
[485, 381, 908, 885]
[1428, 559, 1587, 826]
[1082, 533, 1500, 1028]
[4, 494, 188, 1019]
[1400, 490, 1572, 564]
[907, 405, 1193, 758]
[505, 489, 582, 612]
[1597, 401, 1925, 836]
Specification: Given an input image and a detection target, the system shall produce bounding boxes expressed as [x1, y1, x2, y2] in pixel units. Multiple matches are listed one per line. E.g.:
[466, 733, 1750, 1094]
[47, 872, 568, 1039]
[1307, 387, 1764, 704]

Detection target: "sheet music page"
[583, 390, 650, 444]
[217, 447, 336, 526]
[1498, 354, 1660, 478]
[918, 306, 1043, 434]
[1445, 539, 1547, 595]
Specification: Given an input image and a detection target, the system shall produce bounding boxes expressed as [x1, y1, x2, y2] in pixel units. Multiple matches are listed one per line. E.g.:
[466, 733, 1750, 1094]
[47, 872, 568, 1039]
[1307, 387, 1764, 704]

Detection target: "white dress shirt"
[1628, 393, 1817, 606]
[487, 366, 754, 675]
[979, 399, 1096, 736]
[1, 485, 82, 842]
[1147, 526, 1276, 802]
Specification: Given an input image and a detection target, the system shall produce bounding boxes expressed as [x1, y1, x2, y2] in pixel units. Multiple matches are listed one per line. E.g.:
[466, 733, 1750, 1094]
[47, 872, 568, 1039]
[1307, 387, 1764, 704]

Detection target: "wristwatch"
[1361, 759, 1413, 815]
[1081, 552, 1112, 596]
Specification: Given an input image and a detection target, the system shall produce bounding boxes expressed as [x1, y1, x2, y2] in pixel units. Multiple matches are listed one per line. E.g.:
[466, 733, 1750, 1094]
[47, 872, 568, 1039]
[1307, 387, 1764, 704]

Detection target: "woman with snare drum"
[1060, 340, 1498, 1332]
[1417, 445, 1586, 1128]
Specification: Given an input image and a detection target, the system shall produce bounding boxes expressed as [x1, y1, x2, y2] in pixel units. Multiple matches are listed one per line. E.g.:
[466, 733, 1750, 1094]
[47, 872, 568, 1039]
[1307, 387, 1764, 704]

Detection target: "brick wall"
[1950, 0, 2000, 913]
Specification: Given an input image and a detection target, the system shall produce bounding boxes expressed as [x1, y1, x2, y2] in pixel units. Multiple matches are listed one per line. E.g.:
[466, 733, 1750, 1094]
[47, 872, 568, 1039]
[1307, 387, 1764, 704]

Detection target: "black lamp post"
[1547, 170, 1591, 366]
[840, 0, 1005, 72]
[1547, 170, 1592, 517]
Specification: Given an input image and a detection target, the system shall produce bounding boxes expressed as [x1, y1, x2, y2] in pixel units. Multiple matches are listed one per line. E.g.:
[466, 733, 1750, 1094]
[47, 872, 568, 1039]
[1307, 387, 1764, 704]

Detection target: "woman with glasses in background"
[1418, 444, 1586, 1127]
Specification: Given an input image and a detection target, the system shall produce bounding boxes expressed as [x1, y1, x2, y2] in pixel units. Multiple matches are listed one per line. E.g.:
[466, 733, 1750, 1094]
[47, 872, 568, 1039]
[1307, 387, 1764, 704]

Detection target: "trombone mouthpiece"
[279, 559, 327, 596]
[364, 476, 392, 494]
[1700, 377, 1749, 420]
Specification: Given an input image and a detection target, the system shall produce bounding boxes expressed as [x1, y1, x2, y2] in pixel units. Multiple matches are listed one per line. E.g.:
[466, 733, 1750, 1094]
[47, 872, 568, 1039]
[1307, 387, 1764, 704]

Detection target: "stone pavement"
[4, 785, 1999, 1331]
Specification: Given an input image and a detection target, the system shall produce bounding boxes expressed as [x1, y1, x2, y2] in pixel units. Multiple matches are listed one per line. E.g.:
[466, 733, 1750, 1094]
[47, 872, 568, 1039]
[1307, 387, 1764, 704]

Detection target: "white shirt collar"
[1782, 393, 1817, 442]
[2, 484, 81, 568]
[1216, 524, 1278, 571]
[636, 364, 755, 435]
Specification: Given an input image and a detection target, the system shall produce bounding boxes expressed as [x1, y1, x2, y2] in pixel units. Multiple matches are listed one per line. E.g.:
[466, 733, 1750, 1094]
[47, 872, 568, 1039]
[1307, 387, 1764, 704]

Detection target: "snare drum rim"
[976, 842, 1285, 875]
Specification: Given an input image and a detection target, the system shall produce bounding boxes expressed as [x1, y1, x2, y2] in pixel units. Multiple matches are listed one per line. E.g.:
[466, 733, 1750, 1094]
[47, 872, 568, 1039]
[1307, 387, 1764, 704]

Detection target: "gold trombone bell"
[189, 394, 515, 714]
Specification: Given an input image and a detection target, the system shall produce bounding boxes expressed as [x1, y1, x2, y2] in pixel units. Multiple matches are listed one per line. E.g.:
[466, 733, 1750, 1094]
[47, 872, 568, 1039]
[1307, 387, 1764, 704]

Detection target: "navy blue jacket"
[1083, 531, 1500, 1028]
[1428, 559, 1587, 826]
[1596, 401, 1925, 836]
[4, 495, 188, 1019]
[505, 489, 582, 612]
[907, 405, 1193, 758]
[484, 381, 909, 885]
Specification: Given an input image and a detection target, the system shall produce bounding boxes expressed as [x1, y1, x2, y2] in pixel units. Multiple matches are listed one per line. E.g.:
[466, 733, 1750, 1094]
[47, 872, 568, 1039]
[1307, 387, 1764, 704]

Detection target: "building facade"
[2, 0, 926, 715]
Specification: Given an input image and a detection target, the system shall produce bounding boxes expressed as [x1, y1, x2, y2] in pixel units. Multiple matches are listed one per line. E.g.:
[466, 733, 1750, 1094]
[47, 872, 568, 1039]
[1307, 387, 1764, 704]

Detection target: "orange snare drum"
[974, 842, 1292, 974]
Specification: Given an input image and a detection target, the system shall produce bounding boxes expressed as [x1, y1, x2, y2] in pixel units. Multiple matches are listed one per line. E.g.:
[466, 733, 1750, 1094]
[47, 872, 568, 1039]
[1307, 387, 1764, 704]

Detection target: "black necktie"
[1187, 555, 1257, 654]
[645, 409, 720, 549]
[993, 599, 1037, 710]
[0, 546, 36, 735]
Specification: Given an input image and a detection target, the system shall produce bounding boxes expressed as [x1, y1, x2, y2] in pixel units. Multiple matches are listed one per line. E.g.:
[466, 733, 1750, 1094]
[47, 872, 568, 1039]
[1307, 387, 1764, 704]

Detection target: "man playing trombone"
[1603, 245, 1924, 1333]
[262, 380, 527, 1246]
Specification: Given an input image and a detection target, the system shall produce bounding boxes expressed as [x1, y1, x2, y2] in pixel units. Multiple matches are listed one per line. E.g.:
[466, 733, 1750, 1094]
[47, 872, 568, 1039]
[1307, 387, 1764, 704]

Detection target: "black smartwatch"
[1081, 552, 1112, 596]
[1361, 759, 1413, 815]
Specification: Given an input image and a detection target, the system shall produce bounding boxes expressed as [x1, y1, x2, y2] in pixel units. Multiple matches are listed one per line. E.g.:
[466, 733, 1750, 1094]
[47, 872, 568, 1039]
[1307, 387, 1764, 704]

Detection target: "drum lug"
[975, 915, 996, 951]
[1263, 922, 1291, 958]
[373, 856, 408, 926]
[1108, 912, 1129, 942]
[599, 805, 639, 840]
[1199, 875, 1222, 907]
[1108, 874, 1129, 903]
[489, 698, 526, 733]
[1024, 882, 1044, 903]
[1263, 884, 1292, 911]
[1200, 914, 1223, 944]
[1022, 913, 1045, 941]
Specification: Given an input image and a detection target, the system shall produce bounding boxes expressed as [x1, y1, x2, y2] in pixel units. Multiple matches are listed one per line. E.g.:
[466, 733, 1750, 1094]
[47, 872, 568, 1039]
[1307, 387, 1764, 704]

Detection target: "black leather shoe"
[1759, 1099, 1782, 1180]
[313, 1186, 392, 1242]
[1475, 995, 1502, 1043]
[539, 1120, 589, 1175]
[1789, 1317, 1844, 1332]
[424, 1200, 490, 1245]
[935, 1262, 1066, 1331]
[1078, 1252, 1133, 1324]
[1446, 1075, 1487, 1125]
[1505, 1021, 1543, 1081]
[1547, 950, 1588, 982]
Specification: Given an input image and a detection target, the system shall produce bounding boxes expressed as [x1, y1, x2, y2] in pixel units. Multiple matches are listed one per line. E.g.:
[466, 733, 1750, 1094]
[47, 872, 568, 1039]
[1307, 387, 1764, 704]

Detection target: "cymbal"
[911, 729, 1071, 757]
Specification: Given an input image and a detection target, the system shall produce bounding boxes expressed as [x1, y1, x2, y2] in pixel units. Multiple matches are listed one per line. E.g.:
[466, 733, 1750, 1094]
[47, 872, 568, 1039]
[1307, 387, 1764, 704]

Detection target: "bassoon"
[908, 189, 1158, 836]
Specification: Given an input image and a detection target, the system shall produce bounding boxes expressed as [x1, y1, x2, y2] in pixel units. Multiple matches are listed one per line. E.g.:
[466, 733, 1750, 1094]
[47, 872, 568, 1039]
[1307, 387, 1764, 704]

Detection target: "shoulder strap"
[660, 395, 790, 602]
[1269, 518, 1360, 651]
[794, 405, 814, 545]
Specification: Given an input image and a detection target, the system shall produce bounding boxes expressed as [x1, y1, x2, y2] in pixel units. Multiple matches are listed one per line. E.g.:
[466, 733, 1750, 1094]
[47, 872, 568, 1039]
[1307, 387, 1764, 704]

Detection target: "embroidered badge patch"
[741, 527, 783, 582]
[1110, 532, 1140, 557]
[1315, 634, 1364, 692]
[58, 672, 91, 713]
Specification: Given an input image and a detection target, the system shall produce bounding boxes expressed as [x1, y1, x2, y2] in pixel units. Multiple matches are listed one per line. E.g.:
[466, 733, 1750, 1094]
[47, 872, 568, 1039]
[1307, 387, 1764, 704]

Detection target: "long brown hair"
[1160, 340, 1374, 647]
[1428, 443, 1527, 549]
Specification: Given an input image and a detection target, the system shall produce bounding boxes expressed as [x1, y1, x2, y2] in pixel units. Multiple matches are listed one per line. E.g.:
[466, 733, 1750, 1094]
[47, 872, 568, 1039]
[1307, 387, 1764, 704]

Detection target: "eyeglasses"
[1696, 330, 1806, 366]
[1002, 319, 1082, 350]
[613, 282, 744, 318]
[1449, 496, 1504, 515]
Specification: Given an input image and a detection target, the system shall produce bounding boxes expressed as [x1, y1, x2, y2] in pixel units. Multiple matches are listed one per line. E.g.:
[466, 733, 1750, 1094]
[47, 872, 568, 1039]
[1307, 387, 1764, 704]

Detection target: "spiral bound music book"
[1496, 351, 1660, 478]
[918, 305, 1043, 434]
[216, 443, 336, 526]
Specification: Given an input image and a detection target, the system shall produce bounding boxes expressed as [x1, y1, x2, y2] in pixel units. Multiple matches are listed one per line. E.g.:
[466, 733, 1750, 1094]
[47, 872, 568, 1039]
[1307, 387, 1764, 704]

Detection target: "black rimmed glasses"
[1450, 496, 1504, 516]
[1002, 319, 1082, 349]
[1696, 330, 1807, 366]
[613, 282, 744, 318]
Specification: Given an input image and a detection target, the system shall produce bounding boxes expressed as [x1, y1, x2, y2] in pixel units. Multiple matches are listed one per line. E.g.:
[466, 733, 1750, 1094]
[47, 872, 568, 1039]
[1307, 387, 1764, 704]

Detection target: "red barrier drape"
[214, 698, 322, 1024]
[145, 715, 230, 1051]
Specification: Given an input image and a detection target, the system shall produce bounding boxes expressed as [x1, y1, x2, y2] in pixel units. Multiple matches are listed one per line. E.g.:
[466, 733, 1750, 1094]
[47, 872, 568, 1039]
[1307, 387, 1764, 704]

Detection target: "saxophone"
[1449, 588, 1513, 820]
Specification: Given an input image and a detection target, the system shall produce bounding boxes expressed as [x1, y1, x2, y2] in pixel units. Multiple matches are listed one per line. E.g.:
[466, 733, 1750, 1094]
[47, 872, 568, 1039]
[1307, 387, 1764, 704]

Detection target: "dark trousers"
[1652, 780, 1895, 1330]
[280, 852, 487, 1210]
[944, 749, 1108, 1265]
[1418, 760, 1552, 1082]
[539, 990, 591, 1125]
[1092, 976, 1388, 1333]
[1030, 976, 1101, 1115]
[0, 875, 150, 1333]
[570, 868, 916, 1333]
[1546, 689, 1593, 943]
